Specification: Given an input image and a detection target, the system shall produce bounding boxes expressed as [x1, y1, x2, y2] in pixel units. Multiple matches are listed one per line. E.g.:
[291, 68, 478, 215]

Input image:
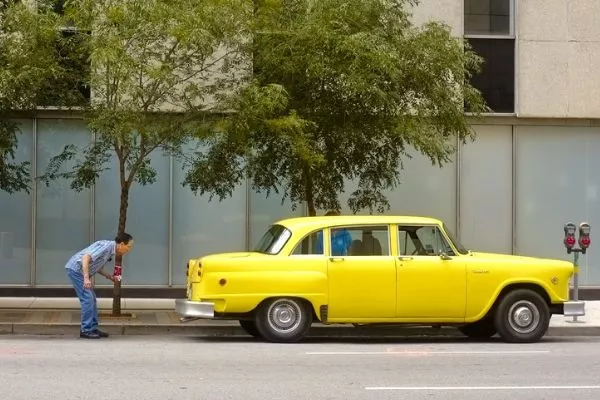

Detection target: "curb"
[0, 324, 598, 338]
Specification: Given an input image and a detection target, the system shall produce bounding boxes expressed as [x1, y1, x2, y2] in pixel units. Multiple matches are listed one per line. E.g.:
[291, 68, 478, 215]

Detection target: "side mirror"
[579, 222, 591, 254]
[439, 251, 452, 261]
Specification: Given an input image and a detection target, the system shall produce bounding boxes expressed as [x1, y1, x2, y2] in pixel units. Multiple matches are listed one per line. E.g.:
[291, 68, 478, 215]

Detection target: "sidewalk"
[1, 297, 599, 338]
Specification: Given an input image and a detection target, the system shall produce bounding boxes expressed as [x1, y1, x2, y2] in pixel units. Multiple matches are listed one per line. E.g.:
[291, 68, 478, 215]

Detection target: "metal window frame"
[30, 118, 37, 286]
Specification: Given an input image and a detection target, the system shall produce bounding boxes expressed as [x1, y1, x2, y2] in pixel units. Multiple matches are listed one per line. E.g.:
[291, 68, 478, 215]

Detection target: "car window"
[291, 230, 324, 255]
[398, 225, 455, 256]
[253, 224, 292, 255]
[330, 225, 390, 256]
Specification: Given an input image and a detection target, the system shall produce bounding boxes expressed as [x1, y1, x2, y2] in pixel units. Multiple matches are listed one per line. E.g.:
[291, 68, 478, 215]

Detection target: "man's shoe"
[94, 329, 109, 338]
[80, 331, 101, 339]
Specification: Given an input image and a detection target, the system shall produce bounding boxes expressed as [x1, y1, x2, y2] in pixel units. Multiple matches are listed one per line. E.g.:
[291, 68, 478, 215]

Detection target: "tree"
[0, 1, 86, 194]
[183, 0, 488, 216]
[40, 0, 252, 315]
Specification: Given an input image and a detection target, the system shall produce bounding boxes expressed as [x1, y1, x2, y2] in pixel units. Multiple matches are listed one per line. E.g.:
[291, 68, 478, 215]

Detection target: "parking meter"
[563, 221, 591, 322]
[564, 223, 577, 253]
[578, 222, 591, 254]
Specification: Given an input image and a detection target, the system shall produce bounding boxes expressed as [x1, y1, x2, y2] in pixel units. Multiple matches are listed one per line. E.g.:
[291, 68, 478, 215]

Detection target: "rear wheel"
[254, 298, 313, 343]
[493, 289, 550, 343]
[239, 320, 260, 338]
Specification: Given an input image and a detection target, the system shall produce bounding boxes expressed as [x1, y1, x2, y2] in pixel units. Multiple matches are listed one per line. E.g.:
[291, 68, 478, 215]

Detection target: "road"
[1, 334, 600, 400]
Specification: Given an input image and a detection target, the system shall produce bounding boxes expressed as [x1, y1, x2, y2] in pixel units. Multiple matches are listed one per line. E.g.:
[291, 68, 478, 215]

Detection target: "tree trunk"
[303, 164, 316, 217]
[112, 179, 130, 316]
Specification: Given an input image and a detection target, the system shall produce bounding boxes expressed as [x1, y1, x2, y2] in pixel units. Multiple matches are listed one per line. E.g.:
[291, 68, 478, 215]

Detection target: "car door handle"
[329, 257, 345, 262]
[397, 256, 413, 261]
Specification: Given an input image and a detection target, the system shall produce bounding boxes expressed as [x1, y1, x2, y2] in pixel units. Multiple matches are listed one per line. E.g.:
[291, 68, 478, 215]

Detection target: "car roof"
[275, 215, 443, 230]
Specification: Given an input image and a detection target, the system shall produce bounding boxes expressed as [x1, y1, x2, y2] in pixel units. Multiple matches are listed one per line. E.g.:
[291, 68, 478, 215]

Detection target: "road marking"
[365, 386, 600, 391]
[306, 350, 550, 355]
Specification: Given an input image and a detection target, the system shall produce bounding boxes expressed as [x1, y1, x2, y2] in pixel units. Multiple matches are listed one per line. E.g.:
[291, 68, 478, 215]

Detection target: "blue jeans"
[66, 268, 98, 333]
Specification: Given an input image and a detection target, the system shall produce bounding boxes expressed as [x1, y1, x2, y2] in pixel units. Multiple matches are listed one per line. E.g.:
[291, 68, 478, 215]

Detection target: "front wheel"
[493, 289, 550, 343]
[254, 298, 313, 343]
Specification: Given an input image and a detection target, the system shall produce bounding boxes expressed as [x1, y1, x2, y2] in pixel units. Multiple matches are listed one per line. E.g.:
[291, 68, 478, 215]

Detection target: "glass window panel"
[460, 125, 512, 253]
[332, 226, 390, 256]
[516, 126, 600, 285]
[0, 119, 33, 284]
[94, 150, 169, 285]
[36, 119, 91, 284]
[292, 230, 324, 255]
[466, 38, 515, 113]
[465, 0, 511, 35]
[171, 147, 246, 286]
[399, 225, 452, 256]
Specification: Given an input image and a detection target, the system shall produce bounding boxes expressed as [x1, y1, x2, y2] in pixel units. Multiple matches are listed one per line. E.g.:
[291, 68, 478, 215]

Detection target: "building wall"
[518, 0, 600, 118]
[409, 0, 463, 37]
[1, 117, 600, 288]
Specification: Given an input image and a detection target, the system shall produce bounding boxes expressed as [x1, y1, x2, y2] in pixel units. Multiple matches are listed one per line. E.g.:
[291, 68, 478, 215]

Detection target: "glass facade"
[516, 125, 600, 285]
[35, 119, 92, 284]
[0, 120, 33, 285]
[2, 118, 600, 287]
[460, 125, 513, 254]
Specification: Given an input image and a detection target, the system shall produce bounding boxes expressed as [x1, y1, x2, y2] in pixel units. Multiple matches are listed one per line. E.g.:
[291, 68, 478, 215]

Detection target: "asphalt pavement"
[1, 335, 599, 400]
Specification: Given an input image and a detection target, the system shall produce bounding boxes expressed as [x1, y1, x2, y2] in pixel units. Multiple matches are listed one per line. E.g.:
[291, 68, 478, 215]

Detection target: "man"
[315, 210, 353, 256]
[65, 233, 134, 339]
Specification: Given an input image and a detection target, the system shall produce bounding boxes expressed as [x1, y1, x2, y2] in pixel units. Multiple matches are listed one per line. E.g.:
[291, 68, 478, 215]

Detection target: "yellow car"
[175, 215, 584, 343]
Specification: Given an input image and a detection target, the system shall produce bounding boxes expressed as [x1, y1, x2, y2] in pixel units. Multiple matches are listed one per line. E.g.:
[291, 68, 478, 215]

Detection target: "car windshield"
[252, 224, 292, 255]
[443, 223, 469, 255]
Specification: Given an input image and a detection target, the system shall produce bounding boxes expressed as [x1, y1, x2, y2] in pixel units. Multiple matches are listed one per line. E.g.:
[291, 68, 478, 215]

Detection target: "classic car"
[175, 215, 585, 343]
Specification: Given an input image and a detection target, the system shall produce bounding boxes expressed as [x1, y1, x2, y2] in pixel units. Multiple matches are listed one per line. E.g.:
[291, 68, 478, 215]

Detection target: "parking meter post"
[564, 222, 590, 323]
[572, 251, 580, 322]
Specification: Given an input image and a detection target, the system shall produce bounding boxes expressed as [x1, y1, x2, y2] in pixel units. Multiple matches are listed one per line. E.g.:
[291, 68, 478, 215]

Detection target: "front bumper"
[563, 300, 585, 317]
[175, 299, 215, 319]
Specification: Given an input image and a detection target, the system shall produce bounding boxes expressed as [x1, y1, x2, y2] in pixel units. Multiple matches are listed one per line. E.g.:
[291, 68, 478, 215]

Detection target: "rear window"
[252, 224, 292, 255]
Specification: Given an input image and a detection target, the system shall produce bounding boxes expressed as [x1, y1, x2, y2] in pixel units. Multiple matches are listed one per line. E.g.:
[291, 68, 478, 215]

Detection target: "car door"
[327, 225, 397, 320]
[395, 224, 467, 320]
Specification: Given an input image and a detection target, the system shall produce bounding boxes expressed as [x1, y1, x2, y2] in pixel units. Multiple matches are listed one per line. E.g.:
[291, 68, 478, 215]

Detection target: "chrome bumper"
[175, 299, 215, 320]
[563, 300, 585, 317]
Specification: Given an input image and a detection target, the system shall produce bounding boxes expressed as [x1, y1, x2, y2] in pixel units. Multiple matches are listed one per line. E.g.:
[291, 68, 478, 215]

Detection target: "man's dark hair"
[115, 232, 133, 244]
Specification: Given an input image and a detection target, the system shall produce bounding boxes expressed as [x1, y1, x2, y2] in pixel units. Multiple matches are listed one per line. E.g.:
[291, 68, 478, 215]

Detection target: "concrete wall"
[518, 0, 600, 118]
[410, 0, 463, 37]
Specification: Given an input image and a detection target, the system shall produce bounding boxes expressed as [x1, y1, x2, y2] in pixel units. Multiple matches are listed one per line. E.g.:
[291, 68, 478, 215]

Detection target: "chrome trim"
[563, 301, 586, 317]
[175, 298, 215, 319]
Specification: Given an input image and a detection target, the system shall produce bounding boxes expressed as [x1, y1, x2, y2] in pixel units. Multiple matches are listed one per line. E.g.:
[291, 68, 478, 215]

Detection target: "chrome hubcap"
[508, 300, 540, 334]
[267, 300, 302, 333]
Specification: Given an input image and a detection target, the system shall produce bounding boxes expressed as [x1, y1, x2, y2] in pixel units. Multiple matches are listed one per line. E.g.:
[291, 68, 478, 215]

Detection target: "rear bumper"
[563, 300, 586, 317]
[175, 299, 215, 319]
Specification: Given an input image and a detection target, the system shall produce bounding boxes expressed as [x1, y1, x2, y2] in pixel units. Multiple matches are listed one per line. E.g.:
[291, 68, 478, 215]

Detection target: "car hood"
[468, 251, 573, 267]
